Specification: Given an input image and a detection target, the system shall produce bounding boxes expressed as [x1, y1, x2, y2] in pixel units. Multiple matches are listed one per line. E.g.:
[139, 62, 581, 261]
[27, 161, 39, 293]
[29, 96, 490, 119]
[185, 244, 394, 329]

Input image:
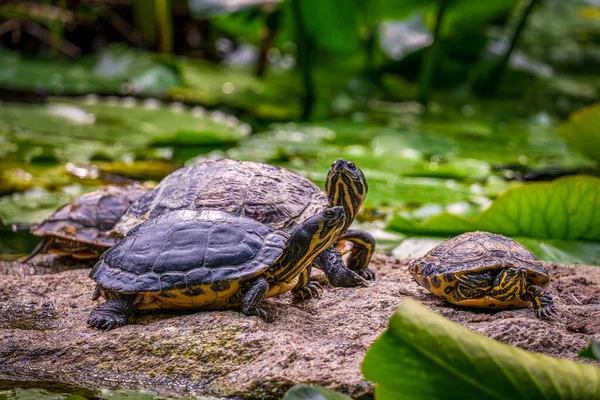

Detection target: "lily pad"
[388, 175, 600, 241]
[0, 99, 249, 167]
[283, 384, 352, 400]
[0, 46, 179, 95]
[362, 298, 600, 399]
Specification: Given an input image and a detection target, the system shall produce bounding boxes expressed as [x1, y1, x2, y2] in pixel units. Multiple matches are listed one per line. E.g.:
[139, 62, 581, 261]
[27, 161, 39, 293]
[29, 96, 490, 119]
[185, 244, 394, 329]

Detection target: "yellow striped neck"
[326, 174, 365, 233]
[269, 224, 339, 284]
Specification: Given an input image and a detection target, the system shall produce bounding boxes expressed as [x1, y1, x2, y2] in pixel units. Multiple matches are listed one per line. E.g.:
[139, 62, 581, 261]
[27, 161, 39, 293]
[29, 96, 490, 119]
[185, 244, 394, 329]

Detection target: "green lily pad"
[282, 384, 352, 400]
[362, 298, 600, 400]
[388, 175, 600, 241]
[0, 46, 179, 95]
[0, 99, 249, 167]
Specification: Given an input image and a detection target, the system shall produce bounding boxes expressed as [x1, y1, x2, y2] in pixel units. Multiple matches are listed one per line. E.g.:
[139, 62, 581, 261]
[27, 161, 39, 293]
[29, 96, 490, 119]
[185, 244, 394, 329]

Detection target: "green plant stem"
[291, 0, 315, 121]
[478, 0, 540, 96]
[256, 8, 282, 77]
[418, 0, 448, 107]
[154, 0, 173, 53]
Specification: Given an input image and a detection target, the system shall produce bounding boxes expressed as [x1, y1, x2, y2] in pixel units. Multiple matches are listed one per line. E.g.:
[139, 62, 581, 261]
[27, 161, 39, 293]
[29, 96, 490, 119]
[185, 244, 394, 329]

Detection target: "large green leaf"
[362, 299, 600, 400]
[283, 384, 352, 400]
[388, 175, 600, 241]
[559, 103, 600, 164]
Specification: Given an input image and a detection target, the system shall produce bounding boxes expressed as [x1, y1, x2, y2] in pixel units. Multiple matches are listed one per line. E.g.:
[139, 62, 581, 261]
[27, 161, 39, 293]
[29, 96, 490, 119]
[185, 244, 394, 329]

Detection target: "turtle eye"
[323, 210, 335, 218]
[347, 162, 356, 170]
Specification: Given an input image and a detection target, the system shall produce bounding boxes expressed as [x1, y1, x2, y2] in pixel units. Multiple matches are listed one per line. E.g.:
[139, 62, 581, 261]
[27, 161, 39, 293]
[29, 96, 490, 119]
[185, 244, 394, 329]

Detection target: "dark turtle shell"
[90, 209, 288, 294]
[408, 231, 549, 287]
[29, 183, 149, 253]
[114, 159, 327, 236]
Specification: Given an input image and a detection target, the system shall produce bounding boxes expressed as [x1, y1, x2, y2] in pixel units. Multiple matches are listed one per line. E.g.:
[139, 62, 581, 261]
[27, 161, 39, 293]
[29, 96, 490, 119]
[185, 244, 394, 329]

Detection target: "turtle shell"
[30, 183, 149, 250]
[408, 231, 550, 292]
[114, 159, 327, 236]
[90, 209, 288, 300]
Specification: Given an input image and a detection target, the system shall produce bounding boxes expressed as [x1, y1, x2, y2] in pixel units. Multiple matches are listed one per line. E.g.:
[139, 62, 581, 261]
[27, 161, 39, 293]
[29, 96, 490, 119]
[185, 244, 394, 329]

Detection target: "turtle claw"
[88, 310, 128, 331]
[293, 282, 323, 300]
[356, 267, 376, 281]
[535, 305, 559, 321]
[328, 268, 368, 288]
[242, 305, 273, 323]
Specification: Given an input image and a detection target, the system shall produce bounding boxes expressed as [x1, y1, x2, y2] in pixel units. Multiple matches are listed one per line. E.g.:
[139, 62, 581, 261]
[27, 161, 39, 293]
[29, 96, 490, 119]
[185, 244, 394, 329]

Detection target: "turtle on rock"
[24, 183, 149, 261]
[408, 231, 556, 319]
[112, 158, 375, 287]
[88, 207, 346, 330]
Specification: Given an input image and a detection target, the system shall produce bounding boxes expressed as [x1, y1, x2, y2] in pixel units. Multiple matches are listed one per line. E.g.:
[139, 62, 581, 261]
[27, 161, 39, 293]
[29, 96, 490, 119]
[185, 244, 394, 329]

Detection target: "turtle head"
[324, 159, 367, 232]
[273, 207, 346, 282]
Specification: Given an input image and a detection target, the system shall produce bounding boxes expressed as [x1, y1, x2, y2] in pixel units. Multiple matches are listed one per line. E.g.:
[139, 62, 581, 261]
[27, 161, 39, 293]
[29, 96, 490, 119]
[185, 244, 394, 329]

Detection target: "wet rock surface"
[0, 255, 599, 399]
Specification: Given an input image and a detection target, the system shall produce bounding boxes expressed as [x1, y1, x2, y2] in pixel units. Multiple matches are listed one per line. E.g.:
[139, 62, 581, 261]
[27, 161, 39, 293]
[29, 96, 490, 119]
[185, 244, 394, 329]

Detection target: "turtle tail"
[21, 237, 54, 263]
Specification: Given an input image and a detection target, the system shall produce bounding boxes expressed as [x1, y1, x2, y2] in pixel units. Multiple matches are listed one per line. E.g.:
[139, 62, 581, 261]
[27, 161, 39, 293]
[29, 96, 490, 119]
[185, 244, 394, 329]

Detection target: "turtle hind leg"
[527, 285, 557, 320]
[241, 277, 272, 323]
[337, 229, 376, 280]
[450, 271, 493, 303]
[88, 292, 137, 331]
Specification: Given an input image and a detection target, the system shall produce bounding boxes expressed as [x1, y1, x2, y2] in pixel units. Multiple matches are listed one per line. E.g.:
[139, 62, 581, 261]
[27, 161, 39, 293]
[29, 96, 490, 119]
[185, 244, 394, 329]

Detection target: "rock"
[0, 255, 599, 399]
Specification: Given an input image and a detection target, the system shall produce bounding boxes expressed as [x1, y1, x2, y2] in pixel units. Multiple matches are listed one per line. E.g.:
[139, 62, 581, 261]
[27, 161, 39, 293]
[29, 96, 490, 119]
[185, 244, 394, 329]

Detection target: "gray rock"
[0, 255, 598, 399]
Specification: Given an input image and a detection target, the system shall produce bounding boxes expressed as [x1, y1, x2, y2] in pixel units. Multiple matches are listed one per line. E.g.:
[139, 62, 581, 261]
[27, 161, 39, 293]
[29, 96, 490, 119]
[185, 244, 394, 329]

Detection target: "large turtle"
[25, 183, 149, 261]
[88, 206, 345, 330]
[112, 158, 375, 287]
[408, 231, 556, 319]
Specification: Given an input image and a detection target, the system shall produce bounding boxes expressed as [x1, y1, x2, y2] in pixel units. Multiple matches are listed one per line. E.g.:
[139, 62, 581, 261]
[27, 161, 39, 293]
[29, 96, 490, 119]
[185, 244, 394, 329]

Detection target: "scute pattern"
[90, 209, 288, 293]
[114, 159, 328, 236]
[31, 183, 149, 246]
[411, 231, 548, 285]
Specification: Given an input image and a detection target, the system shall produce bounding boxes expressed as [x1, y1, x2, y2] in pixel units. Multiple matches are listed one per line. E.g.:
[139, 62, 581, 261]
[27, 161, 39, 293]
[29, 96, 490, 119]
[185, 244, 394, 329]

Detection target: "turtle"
[408, 231, 556, 319]
[24, 183, 149, 261]
[87, 206, 346, 330]
[111, 158, 375, 288]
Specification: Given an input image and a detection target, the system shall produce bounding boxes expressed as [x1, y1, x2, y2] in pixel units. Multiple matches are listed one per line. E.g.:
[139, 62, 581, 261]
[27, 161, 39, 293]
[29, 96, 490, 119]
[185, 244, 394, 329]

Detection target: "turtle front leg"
[88, 292, 137, 331]
[241, 277, 273, 323]
[490, 268, 528, 301]
[337, 229, 376, 280]
[527, 285, 557, 320]
[292, 266, 323, 300]
[313, 248, 368, 288]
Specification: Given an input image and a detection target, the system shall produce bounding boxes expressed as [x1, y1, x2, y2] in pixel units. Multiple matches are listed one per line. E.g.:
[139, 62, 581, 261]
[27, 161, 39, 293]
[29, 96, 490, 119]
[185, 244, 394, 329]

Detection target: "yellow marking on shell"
[266, 277, 299, 297]
[135, 282, 241, 310]
[449, 296, 530, 309]
[418, 274, 531, 310]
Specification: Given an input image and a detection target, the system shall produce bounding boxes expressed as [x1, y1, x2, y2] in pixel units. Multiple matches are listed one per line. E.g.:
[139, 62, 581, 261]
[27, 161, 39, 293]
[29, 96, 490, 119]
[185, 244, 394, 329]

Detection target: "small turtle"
[408, 231, 556, 319]
[112, 158, 375, 287]
[25, 183, 149, 261]
[87, 207, 345, 330]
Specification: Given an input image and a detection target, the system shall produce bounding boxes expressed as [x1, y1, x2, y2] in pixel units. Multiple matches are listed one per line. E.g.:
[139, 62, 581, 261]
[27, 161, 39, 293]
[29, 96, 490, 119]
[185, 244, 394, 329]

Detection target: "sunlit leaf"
[388, 175, 600, 241]
[559, 103, 600, 164]
[363, 299, 600, 400]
